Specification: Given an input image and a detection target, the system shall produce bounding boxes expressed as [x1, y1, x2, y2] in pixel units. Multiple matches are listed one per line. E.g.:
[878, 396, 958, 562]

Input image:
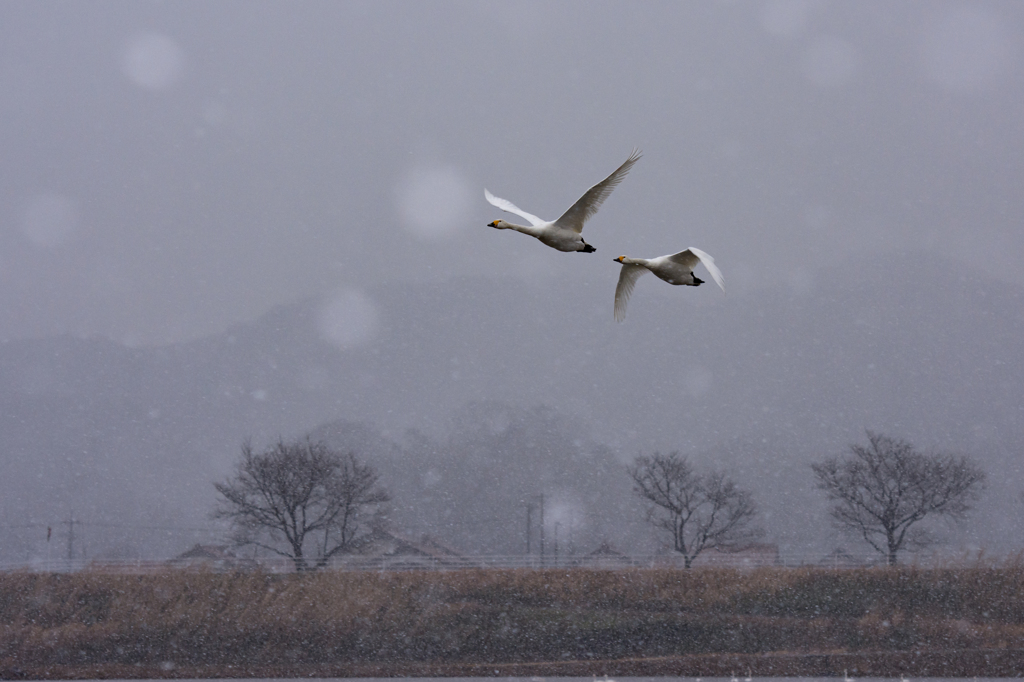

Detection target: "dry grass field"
[2, 562, 1024, 678]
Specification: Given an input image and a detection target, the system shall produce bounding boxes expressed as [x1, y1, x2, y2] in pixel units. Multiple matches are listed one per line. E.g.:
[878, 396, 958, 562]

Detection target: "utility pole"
[524, 494, 546, 564]
[538, 493, 545, 565]
[525, 502, 534, 555]
[65, 512, 76, 563]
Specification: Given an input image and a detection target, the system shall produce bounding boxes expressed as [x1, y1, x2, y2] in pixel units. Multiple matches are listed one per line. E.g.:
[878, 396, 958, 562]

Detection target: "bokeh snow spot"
[318, 289, 380, 349]
[21, 193, 80, 247]
[685, 366, 714, 398]
[787, 269, 815, 297]
[801, 36, 859, 87]
[919, 6, 1016, 93]
[395, 165, 473, 239]
[546, 497, 587, 538]
[122, 34, 185, 91]
[297, 365, 330, 392]
[761, 0, 814, 39]
[203, 101, 229, 127]
[422, 468, 442, 488]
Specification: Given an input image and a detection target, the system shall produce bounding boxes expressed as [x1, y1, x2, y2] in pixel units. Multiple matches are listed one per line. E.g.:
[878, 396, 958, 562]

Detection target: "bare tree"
[811, 431, 985, 566]
[213, 438, 390, 571]
[628, 452, 761, 568]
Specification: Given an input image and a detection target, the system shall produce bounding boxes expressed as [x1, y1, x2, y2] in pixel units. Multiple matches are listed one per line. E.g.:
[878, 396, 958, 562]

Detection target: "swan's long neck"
[504, 221, 544, 238]
[621, 256, 649, 266]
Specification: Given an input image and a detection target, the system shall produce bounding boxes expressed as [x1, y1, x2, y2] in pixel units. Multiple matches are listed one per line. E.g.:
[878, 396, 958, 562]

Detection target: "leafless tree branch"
[628, 451, 762, 568]
[213, 437, 390, 571]
[811, 431, 985, 565]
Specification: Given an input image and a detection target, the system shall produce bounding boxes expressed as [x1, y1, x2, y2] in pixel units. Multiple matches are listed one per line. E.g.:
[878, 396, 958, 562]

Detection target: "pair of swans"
[484, 149, 725, 321]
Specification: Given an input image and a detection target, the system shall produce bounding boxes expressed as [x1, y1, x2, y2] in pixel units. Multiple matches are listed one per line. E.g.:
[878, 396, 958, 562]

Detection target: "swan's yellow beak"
[614, 256, 625, 263]
[488, 220, 499, 227]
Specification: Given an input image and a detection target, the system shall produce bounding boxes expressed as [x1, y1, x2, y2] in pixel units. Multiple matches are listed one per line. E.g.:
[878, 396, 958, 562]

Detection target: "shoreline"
[5, 649, 1024, 679]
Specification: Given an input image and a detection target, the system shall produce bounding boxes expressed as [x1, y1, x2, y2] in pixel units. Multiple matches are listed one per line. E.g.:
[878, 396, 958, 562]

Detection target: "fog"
[1, 1, 1023, 565]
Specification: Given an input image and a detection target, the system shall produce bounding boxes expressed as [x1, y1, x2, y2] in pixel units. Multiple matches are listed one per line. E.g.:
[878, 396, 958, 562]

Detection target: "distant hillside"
[1, 252, 1022, 563]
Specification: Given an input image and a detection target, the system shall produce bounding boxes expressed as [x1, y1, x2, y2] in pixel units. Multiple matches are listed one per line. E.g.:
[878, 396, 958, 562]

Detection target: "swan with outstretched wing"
[484, 149, 641, 253]
[613, 247, 724, 322]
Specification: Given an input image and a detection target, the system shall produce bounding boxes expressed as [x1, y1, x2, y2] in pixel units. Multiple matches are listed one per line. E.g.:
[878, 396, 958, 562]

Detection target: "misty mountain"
[1, 251, 1022, 563]
[309, 405, 641, 557]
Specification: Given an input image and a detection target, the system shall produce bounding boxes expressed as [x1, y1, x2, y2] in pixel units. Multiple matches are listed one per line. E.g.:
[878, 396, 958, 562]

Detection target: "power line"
[74, 520, 219, 532]
[0, 520, 219, 533]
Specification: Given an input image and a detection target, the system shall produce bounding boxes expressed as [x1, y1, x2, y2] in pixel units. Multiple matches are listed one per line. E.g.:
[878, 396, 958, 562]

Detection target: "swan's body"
[613, 247, 724, 322]
[485, 149, 641, 252]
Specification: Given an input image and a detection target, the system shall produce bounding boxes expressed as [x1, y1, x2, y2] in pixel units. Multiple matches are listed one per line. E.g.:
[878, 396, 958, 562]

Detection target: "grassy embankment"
[2, 563, 1024, 678]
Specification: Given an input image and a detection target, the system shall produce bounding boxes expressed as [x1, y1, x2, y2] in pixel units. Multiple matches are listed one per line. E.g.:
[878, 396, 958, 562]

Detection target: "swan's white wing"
[667, 248, 700, 270]
[484, 189, 546, 227]
[553, 148, 642, 233]
[614, 263, 649, 322]
[671, 247, 725, 292]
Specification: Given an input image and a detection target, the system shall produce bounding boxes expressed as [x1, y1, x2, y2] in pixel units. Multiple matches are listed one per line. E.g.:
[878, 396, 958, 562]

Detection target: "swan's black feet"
[693, 276, 705, 286]
[580, 243, 596, 253]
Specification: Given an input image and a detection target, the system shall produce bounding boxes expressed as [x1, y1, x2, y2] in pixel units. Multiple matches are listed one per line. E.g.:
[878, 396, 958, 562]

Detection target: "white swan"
[613, 247, 724, 322]
[484, 149, 642, 252]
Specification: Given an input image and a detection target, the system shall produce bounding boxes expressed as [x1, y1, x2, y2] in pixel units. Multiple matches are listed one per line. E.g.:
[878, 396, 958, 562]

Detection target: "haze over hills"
[1, 252, 1022, 564]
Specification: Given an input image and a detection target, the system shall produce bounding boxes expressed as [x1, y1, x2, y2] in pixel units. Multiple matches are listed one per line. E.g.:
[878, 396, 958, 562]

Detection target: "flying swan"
[613, 248, 725, 322]
[484, 149, 642, 253]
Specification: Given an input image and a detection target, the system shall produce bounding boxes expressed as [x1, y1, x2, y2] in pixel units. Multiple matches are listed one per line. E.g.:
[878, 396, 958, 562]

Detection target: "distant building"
[690, 543, 780, 568]
[332, 528, 466, 570]
[817, 547, 877, 569]
[167, 544, 258, 571]
[579, 541, 636, 569]
[646, 543, 781, 569]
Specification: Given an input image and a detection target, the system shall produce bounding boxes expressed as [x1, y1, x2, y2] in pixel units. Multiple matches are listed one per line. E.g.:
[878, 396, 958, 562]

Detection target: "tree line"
[214, 430, 985, 570]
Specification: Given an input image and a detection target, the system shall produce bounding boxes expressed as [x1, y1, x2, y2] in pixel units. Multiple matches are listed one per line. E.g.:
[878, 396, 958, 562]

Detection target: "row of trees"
[214, 431, 985, 570]
[630, 432, 986, 566]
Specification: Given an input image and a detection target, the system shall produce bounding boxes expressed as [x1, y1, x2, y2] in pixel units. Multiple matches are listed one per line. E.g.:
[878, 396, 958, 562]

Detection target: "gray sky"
[4, 2, 1024, 564]
[2, 0, 1022, 344]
